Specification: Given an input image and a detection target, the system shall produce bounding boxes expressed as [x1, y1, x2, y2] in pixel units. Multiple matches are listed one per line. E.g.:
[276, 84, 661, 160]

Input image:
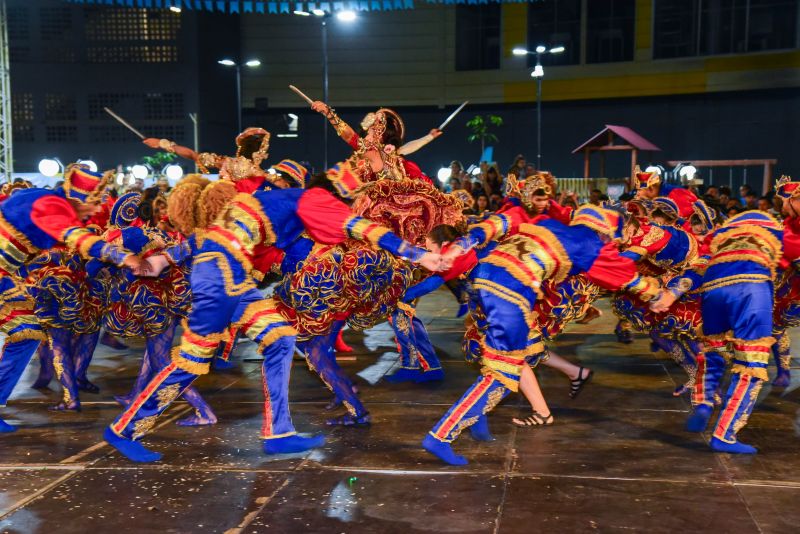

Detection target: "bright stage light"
[512, 47, 528, 56]
[312, 9, 326, 16]
[38, 158, 61, 177]
[218, 59, 236, 66]
[437, 168, 451, 182]
[131, 165, 149, 180]
[645, 165, 663, 175]
[535, 45, 546, 53]
[550, 46, 565, 54]
[245, 59, 261, 68]
[336, 10, 357, 22]
[531, 65, 544, 78]
[163, 164, 184, 181]
[294, 10, 311, 16]
[76, 159, 98, 172]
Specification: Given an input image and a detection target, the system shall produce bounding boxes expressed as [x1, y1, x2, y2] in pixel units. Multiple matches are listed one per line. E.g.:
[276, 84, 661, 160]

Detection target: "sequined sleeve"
[31, 196, 132, 266]
[455, 213, 515, 251]
[586, 242, 661, 301]
[343, 216, 426, 262]
[403, 275, 445, 303]
[163, 240, 193, 266]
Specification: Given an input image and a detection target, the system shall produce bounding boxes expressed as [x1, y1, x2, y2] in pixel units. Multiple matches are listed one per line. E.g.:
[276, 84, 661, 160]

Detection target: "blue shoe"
[416, 369, 445, 383]
[326, 413, 371, 427]
[773, 370, 791, 388]
[212, 357, 236, 371]
[384, 368, 422, 383]
[0, 417, 16, 433]
[103, 427, 162, 463]
[263, 433, 325, 454]
[686, 405, 713, 432]
[710, 437, 757, 454]
[469, 415, 494, 441]
[422, 434, 468, 466]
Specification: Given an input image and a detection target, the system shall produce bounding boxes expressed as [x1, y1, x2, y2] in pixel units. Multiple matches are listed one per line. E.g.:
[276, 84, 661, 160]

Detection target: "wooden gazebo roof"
[573, 125, 661, 179]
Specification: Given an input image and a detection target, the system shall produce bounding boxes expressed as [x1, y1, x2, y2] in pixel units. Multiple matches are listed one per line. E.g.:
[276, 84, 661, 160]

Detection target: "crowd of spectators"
[694, 183, 782, 219]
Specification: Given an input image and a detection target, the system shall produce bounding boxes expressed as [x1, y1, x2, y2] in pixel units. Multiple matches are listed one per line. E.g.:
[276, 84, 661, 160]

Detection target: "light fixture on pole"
[295, 9, 357, 168]
[218, 58, 261, 134]
[512, 45, 564, 171]
[76, 159, 98, 172]
[38, 158, 62, 177]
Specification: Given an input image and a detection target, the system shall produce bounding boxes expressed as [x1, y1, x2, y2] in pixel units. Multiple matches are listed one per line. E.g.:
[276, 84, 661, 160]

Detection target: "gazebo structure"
[573, 125, 661, 180]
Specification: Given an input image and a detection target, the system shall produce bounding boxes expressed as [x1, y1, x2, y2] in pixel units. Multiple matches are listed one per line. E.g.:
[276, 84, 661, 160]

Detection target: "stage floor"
[1, 292, 800, 533]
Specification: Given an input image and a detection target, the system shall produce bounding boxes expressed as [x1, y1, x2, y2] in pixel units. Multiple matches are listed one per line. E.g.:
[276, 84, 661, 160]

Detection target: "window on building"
[455, 5, 501, 71]
[87, 45, 179, 63]
[39, 7, 73, 41]
[45, 94, 77, 121]
[527, 0, 581, 66]
[654, 0, 799, 59]
[7, 7, 30, 41]
[45, 126, 78, 143]
[586, 0, 635, 63]
[84, 8, 181, 41]
[88, 93, 136, 119]
[83, 8, 181, 63]
[11, 93, 35, 143]
[144, 93, 184, 120]
[89, 126, 132, 143]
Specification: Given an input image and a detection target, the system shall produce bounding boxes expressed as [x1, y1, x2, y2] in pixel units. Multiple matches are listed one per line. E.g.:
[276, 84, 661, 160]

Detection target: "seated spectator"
[481, 162, 503, 198]
[772, 196, 784, 217]
[757, 196, 771, 212]
[588, 189, 602, 206]
[727, 206, 742, 218]
[704, 185, 719, 199]
[744, 192, 758, 209]
[739, 184, 753, 205]
[489, 193, 503, 211]
[470, 194, 491, 216]
[718, 186, 732, 207]
[507, 154, 526, 178]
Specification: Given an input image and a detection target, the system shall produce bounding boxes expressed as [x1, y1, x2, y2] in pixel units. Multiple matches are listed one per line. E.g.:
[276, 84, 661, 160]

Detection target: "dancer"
[0, 164, 143, 432]
[423, 205, 662, 465]
[656, 210, 795, 453]
[104, 181, 442, 462]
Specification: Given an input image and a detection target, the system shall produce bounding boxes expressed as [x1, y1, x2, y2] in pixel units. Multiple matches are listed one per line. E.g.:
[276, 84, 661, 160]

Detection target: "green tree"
[141, 151, 178, 173]
[466, 115, 503, 156]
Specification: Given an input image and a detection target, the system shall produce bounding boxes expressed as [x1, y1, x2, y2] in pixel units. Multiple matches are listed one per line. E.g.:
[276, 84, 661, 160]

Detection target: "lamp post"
[294, 9, 357, 168]
[512, 45, 564, 171]
[217, 58, 261, 134]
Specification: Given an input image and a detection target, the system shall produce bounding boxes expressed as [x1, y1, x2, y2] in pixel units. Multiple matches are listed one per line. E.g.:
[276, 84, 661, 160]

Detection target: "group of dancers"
[0, 97, 797, 466]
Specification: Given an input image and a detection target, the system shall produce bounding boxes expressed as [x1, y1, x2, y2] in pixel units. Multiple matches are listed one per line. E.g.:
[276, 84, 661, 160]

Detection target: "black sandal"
[325, 413, 371, 427]
[569, 367, 593, 399]
[512, 410, 554, 427]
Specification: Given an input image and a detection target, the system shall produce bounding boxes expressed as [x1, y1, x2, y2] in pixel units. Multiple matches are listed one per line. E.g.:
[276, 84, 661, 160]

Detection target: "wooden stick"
[104, 107, 146, 139]
[289, 85, 315, 106]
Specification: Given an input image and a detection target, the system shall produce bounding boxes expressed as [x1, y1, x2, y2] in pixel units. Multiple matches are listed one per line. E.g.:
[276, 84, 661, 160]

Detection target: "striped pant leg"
[233, 293, 298, 440]
[429, 374, 509, 443]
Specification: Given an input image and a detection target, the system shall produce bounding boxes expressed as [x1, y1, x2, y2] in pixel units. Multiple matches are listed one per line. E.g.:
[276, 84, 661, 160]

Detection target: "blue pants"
[390, 306, 441, 372]
[0, 275, 46, 406]
[109, 253, 297, 441]
[298, 320, 367, 417]
[696, 282, 774, 444]
[429, 263, 544, 443]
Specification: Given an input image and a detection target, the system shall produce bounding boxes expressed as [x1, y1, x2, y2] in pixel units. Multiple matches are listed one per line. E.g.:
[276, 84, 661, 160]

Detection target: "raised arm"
[311, 101, 359, 149]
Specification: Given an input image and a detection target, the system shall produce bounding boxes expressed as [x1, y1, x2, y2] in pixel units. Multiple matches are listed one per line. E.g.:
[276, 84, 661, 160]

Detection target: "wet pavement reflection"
[1, 293, 800, 533]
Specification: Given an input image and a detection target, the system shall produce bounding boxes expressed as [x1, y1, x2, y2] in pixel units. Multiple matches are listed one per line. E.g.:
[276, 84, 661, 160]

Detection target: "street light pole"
[512, 45, 563, 172]
[536, 56, 542, 171]
[295, 10, 357, 169]
[218, 58, 260, 136]
[322, 18, 329, 168]
[235, 64, 242, 134]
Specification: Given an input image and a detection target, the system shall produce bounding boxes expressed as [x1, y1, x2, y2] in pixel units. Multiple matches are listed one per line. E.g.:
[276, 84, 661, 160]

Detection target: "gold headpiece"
[775, 175, 800, 200]
[452, 189, 475, 210]
[235, 127, 271, 167]
[360, 108, 405, 141]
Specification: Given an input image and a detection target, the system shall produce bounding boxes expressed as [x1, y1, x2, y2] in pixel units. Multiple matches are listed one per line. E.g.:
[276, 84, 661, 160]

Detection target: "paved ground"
[1, 291, 800, 533]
